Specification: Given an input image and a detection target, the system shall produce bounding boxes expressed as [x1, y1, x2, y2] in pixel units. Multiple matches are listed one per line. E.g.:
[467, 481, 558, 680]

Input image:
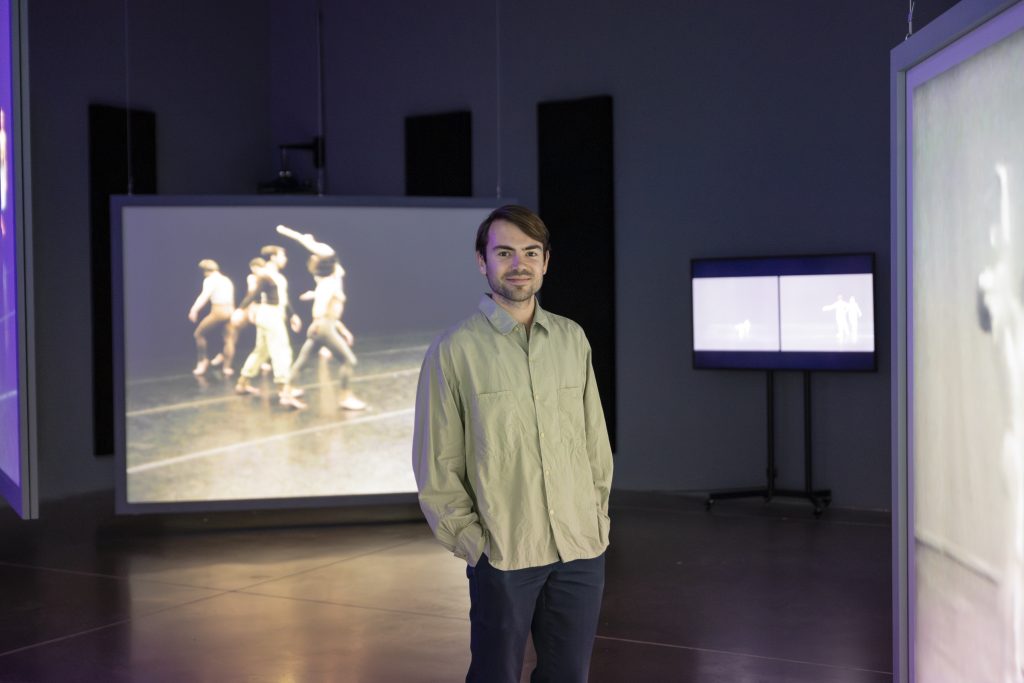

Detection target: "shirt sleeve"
[190, 277, 214, 315]
[582, 336, 614, 521]
[412, 341, 486, 565]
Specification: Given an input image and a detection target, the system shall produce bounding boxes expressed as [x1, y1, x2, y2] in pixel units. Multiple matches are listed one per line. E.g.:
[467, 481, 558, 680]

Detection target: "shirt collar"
[478, 294, 550, 335]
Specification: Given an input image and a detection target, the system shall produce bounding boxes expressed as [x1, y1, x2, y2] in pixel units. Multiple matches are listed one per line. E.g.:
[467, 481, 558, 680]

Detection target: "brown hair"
[475, 205, 550, 258]
[260, 245, 285, 260]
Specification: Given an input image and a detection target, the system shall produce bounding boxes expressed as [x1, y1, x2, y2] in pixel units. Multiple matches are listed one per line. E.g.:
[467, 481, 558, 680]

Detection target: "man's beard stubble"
[488, 271, 541, 304]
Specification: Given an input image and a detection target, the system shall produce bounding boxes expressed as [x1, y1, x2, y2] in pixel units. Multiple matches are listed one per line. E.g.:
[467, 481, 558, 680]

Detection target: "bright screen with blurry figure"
[907, 3, 1024, 679]
[692, 276, 779, 352]
[779, 273, 875, 353]
[114, 200, 497, 512]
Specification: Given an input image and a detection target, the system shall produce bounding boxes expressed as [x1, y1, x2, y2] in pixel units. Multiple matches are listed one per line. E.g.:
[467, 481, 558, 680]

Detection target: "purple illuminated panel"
[0, 0, 21, 500]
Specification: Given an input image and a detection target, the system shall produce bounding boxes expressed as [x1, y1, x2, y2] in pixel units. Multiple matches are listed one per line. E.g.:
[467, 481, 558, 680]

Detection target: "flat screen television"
[112, 196, 500, 514]
[691, 253, 876, 371]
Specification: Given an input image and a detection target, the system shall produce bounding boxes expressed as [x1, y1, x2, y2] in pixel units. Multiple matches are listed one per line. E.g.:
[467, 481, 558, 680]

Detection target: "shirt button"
[545, 469, 550, 476]
[548, 509, 554, 516]
[540, 431, 545, 438]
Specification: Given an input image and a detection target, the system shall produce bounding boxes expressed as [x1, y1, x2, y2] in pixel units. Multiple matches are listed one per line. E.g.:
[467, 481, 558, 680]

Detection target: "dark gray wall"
[270, 0, 961, 509]
[28, 0, 272, 502]
[25, 0, 962, 509]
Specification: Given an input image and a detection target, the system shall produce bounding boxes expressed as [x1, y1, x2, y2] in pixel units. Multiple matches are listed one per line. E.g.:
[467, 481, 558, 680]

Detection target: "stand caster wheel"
[813, 506, 824, 518]
[705, 499, 714, 511]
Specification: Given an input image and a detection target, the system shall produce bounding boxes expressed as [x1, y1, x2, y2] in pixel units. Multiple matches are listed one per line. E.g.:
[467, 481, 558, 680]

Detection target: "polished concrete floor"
[0, 492, 892, 682]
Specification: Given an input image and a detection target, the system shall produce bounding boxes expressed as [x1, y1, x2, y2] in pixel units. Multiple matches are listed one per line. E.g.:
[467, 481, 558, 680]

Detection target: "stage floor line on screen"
[125, 333, 430, 504]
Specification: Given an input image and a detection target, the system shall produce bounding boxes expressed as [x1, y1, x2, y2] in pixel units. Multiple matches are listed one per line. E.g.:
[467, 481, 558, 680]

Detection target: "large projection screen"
[893, 0, 1024, 680]
[0, 0, 35, 519]
[113, 198, 498, 513]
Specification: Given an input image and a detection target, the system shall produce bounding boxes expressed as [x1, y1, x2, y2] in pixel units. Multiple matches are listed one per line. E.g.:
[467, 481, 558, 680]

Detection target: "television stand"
[705, 370, 832, 517]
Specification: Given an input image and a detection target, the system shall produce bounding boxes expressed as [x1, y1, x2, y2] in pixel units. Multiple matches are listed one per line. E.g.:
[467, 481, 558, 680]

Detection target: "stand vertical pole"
[804, 371, 813, 491]
[767, 370, 775, 498]
[705, 370, 830, 516]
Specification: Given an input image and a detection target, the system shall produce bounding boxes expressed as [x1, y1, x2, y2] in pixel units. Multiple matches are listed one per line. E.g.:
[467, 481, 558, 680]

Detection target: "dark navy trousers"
[465, 553, 605, 683]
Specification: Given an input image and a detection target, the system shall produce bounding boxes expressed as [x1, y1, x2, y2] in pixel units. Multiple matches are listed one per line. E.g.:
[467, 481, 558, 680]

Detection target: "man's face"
[476, 219, 549, 305]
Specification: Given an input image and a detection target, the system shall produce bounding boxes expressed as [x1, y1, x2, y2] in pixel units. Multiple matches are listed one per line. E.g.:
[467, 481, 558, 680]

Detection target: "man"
[187, 259, 235, 376]
[412, 205, 613, 683]
[233, 251, 304, 409]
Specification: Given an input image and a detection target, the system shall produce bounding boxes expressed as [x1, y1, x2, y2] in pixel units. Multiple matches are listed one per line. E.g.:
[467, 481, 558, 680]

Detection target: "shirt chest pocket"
[470, 390, 521, 461]
[557, 386, 585, 450]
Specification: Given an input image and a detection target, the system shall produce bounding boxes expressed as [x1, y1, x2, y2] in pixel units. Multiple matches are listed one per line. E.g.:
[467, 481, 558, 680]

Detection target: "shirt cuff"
[456, 523, 486, 566]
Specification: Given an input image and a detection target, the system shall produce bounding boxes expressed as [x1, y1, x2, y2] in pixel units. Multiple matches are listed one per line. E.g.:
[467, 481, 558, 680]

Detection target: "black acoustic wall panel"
[537, 95, 616, 449]
[405, 110, 472, 197]
[89, 104, 157, 456]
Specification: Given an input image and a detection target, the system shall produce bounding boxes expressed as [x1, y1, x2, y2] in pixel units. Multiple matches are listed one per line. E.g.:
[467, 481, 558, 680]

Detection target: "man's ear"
[476, 251, 487, 276]
[542, 250, 550, 275]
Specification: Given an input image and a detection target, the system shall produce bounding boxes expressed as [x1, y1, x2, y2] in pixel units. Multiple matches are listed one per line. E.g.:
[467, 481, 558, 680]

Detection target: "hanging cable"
[123, 0, 134, 194]
[906, 0, 916, 40]
[315, 3, 326, 196]
[494, 0, 502, 198]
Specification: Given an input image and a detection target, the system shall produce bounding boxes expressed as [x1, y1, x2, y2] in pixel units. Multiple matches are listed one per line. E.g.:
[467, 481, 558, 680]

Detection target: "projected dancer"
[0, 108, 8, 239]
[187, 259, 235, 376]
[289, 254, 367, 411]
[233, 253, 305, 409]
[822, 295, 851, 343]
[977, 164, 1024, 683]
[0, 109, 8, 355]
[847, 296, 863, 343]
[414, 205, 613, 683]
[222, 257, 266, 375]
[275, 224, 343, 277]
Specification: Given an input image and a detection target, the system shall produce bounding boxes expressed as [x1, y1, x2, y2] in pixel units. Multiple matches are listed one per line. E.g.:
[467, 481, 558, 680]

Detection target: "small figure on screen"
[846, 296, 863, 343]
[734, 319, 751, 340]
[977, 163, 1024, 682]
[822, 295, 851, 343]
[187, 259, 235, 377]
[233, 248, 305, 409]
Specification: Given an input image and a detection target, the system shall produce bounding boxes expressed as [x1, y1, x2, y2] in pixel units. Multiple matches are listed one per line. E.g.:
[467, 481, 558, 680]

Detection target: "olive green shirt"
[412, 294, 613, 571]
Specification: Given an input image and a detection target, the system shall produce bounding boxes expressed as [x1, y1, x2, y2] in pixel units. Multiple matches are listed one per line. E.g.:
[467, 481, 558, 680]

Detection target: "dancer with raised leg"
[276, 225, 366, 410]
[289, 253, 366, 411]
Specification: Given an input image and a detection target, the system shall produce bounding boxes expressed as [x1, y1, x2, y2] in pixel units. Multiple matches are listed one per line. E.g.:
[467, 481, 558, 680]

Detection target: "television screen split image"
[690, 253, 877, 371]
